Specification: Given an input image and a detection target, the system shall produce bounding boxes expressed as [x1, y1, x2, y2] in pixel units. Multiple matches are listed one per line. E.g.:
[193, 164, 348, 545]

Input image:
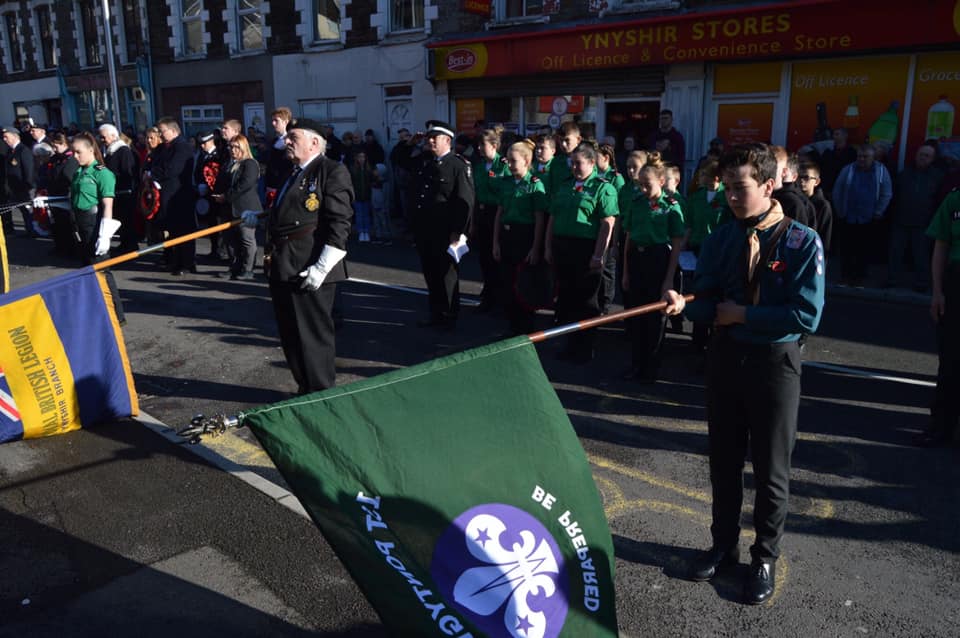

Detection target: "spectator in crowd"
[771, 146, 816, 228]
[211, 119, 242, 261]
[322, 125, 344, 162]
[371, 163, 391, 245]
[100, 123, 140, 254]
[646, 109, 685, 167]
[797, 161, 834, 252]
[389, 128, 415, 227]
[213, 134, 260, 280]
[363, 129, 385, 166]
[350, 150, 374, 242]
[615, 135, 636, 171]
[2, 126, 35, 236]
[341, 131, 357, 165]
[816, 127, 857, 197]
[264, 107, 294, 206]
[832, 144, 893, 284]
[46, 132, 79, 256]
[151, 117, 197, 276]
[887, 144, 944, 291]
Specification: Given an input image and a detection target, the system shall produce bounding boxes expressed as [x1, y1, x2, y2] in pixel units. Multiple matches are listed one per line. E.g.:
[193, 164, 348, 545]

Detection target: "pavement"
[1, 222, 955, 637]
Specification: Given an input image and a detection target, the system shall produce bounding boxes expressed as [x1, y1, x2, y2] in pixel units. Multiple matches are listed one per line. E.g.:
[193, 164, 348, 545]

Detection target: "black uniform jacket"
[104, 144, 138, 194]
[5, 142, 35, 200]
[268, 154, 354, 284]
[150, 136, 196, 230]
[411, 151, 475, 239]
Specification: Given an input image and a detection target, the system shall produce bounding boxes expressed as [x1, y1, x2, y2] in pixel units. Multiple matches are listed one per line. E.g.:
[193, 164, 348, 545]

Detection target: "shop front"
[429, 0, 960, 173]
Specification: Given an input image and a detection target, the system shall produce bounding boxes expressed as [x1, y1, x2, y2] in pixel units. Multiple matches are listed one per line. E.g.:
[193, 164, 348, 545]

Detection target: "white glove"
[197, 183, 209, 196]
[240, 209, 261, 228]
[95, 218, 122, 257]
[299, 245, 347, 291]
[32, 196, 46, 208]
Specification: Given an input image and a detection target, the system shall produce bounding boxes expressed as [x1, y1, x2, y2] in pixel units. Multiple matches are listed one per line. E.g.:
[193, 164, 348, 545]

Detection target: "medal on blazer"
[305, 192, 320, 212]
[10, 159, 17, 166]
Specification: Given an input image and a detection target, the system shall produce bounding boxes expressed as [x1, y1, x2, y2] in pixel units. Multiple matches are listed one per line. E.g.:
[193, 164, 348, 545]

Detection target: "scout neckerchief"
[742, 201, 788, 305]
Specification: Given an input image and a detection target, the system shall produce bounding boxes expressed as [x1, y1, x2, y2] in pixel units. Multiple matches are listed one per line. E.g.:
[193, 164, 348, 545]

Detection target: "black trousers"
[688, 245, 711, 351]
[269, 280, 337, 394]
[76, 207, 126, 323]
[476, 202, 502, 305]
[840, 219, 874, 280]
[931, 263, 960, 439]
[416, 233, 459, 321]
[706, 335, 801, 561]
[599, 232, 619, 313]
[626, 243, 669, 372]
[51, 207, 78, 257]
[500, 224, 537, 335]
[114, 194, 139, 252]
[553, 235, 602, 356]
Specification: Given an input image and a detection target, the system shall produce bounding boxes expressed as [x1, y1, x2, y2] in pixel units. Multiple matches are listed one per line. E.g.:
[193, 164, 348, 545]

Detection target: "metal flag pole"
[175, 294, 695, 443]
[101, 0, 123, 127]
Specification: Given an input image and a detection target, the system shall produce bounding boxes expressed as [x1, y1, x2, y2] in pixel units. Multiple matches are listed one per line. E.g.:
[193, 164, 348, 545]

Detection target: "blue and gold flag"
[0, 222, 9, 294]
[0, 267, 137, 443]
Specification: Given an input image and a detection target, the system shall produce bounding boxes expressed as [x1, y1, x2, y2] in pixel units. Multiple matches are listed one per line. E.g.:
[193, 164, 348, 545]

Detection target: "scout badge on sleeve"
[786, 226, 806, 249]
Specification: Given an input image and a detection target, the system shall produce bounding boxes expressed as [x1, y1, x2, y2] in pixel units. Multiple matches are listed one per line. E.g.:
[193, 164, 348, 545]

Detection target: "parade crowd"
[1, 106, 958, 606]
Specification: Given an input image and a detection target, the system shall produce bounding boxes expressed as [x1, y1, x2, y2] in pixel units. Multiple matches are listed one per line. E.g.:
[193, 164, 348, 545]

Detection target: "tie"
[276, 166, 302, 206]
[744, 205, 785, 304]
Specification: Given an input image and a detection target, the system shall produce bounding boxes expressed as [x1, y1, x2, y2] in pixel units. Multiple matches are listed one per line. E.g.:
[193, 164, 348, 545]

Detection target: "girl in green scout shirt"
[915, 188, 960, 447]
[544, 142, 618, 363]
[597, 144, 626, 192]
[471, 126, 510, 313]
[70, 131, 126, 323]
[597, 143, 625, 315]
[492, 139, 548, 335]
[621, 152, 685, 382]
[683, 157, 733, 352]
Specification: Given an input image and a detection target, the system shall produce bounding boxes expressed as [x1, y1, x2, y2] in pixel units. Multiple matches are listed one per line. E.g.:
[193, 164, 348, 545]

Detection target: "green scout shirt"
[599, 167, 626, 193]
[548, 153, 572, 199]
[686, 185, 732, 247]
[620, 187, 684, 247]
[550, 169, 618, 240]
[71, 162, 116, 211]
[926, 189, 960, 263]
[499, 172, 548, 226]
[473, 154, 509, 205]
[533, 157, 553, 188]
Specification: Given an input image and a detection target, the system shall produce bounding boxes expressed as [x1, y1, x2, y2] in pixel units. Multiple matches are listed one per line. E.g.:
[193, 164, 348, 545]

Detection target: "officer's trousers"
[269, 280, 336, 394]
[499, 223, 537, 335]
[416, 234, 459, 321]
[931, 263, 960, 439]
[476, 202, 502, 305]
[553, 236, 602, 357]
[626, 243, 669, 373]
[706, 334, 801, 561]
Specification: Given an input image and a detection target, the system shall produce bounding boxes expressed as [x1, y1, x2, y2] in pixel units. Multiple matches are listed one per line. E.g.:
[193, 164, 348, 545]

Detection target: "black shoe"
[744, 559, 776, 605]
[687, 545, 740, 582]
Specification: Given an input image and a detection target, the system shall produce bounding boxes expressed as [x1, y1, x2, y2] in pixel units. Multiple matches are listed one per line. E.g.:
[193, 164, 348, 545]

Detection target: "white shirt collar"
[299, 152, 322, 171]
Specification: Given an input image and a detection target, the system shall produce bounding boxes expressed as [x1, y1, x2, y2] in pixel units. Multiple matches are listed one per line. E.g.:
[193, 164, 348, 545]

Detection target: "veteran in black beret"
[241, 117, 354, 393]
[410, 120, 475, 329]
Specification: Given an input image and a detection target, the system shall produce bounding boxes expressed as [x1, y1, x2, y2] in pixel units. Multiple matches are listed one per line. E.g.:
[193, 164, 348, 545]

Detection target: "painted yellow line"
[203, 431, 275, 469]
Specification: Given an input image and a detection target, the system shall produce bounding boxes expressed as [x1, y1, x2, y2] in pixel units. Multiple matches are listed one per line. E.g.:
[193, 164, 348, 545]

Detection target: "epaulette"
[596, 177, 609, 184]
[454, 153, 471, 164]
[93, 164, 105, 170]
[666, 196, 678, 206]
[531, 176, 540, 183]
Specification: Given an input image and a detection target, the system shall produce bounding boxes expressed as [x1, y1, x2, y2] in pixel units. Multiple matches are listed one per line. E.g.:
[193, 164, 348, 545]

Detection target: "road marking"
[348, 276, 480, 306]
[804, 361, 936, 387]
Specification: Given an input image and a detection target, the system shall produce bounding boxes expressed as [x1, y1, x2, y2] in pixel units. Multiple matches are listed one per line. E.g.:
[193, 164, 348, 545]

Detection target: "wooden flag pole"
[527, 294, 695, 344]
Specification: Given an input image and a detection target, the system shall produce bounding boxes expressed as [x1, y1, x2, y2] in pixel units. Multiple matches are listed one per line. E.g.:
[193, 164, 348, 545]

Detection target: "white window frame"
[388, 0, 423, 33]
[181, 103, 224, 137]
[222, 0, 268, 55]
[370, 0, 435, 40]
[170, 0, 208, 59]
[299, 98, 356, 137]
[74, 0, 104, 68]
[1, 4, 25, 74]
[294, 0, 347, 49]
[494, 0, 543, 19]
[29, 1, 58, 71]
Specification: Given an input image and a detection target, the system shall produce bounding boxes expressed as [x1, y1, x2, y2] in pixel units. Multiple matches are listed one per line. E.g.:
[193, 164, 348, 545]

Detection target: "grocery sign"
[430, 0, 960, 80]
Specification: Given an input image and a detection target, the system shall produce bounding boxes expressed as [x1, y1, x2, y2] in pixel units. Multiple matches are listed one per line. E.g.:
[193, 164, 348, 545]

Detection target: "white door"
[385, 98, 414, 144]
[243, 102, 265, 137]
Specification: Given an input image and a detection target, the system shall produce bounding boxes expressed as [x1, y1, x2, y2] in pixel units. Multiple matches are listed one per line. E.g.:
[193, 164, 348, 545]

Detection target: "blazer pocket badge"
[305, 192, 320, 212]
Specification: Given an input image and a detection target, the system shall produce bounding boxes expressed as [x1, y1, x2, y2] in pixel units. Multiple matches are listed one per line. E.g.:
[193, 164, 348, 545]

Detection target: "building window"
[390, 0, 423, 32]
[500, 0, 542, 18]
[180, 0, 204, 57]
[299, 98, 356, 138]
[34, 5, 55, 69]
[237, 0, 263, 51]
[313, 0, 340, 42]
[3, 11, 24, 72]
[120, 0, 139, 62]
[181, 104, 223, 138]
[78, 0, 101, 66]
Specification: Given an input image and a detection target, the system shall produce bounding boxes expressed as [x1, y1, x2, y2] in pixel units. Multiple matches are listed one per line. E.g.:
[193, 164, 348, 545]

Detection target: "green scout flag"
[242, 336, 618, 638]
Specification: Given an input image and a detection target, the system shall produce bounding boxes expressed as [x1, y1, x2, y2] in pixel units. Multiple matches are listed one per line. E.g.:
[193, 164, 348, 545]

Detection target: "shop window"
[499, 0, 542, 18]
[179, 0, 204, 57]
[300, 98, 357, 138]
[77, 0, 101, 67]
[2, 10, 23, 72]
[313, 0, 341, 42]
[522, 95, 601, 139]
[236, 0, 263, 52]
[454, 97, 522, 137]
[120, 0, 140, 63]
[181, 104, 223, 138]
[34, 4, 56, 69]
[390, 0, 423, 33]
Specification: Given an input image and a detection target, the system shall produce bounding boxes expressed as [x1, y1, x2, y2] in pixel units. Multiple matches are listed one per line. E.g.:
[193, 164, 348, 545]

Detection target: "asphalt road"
[1, 229, 956, 637]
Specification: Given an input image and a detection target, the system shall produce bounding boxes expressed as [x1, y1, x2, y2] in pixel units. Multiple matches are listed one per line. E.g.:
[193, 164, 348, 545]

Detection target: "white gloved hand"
[95, 218, 122, 256]
[299, 245, 347, 291]
[32, 196, 47, 208]
[240, 209, 261, 228]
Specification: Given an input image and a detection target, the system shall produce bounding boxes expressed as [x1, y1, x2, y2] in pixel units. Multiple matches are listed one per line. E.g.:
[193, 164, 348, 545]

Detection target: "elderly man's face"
[285, 127, 322, 164]
[1, 131, 17, 147]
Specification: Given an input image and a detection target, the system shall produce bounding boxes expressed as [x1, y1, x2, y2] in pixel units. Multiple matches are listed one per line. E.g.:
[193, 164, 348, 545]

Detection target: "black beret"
[289, 118, 325, 137]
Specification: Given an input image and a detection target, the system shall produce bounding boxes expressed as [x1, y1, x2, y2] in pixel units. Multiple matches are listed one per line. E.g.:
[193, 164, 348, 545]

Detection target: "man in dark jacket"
[798, 161, 834, 252]
[100, 123, 140, 253]
[2, 126, 35, 236]
[264, 107, 294, 203]
[887, 144, 944, 291]
[772, 147, 817, 228]
[151, 117, 196, 275]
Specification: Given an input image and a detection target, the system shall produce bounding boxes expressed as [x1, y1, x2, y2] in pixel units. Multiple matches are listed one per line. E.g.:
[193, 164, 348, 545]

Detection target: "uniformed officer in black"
[2, 126, 36, 236]
[411, 120, 475, 328]
[242, 118, 353, 394]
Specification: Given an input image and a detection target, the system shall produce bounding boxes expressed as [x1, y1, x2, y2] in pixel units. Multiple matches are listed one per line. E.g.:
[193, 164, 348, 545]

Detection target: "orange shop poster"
[787, 56, 911, 152]
[455, 99, 485, 135]
[717, 103, 774, 145]
[906, 52, 960, 160]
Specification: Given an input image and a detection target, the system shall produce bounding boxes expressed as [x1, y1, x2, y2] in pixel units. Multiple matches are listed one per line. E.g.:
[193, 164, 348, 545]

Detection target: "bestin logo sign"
[446, 48, 478, 73]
